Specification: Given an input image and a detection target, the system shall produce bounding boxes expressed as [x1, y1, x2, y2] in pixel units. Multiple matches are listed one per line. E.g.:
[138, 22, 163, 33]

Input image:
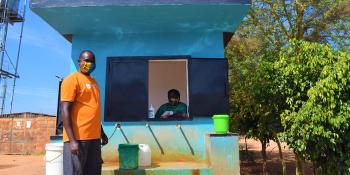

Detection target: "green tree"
[240, 0, 350, 51]
[227, 0, 349, 174]
[227, 38, 285, 175]
[275, 40, 350, 174]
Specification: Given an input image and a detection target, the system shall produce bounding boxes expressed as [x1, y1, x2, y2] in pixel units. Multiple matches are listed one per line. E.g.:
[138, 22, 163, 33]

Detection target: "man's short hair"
[168, 89, 180, 99]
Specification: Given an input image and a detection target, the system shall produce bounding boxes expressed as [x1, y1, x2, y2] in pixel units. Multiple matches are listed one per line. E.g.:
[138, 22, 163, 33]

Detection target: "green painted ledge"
[102, 162, 213, 175]
[102, 169, 213, 175]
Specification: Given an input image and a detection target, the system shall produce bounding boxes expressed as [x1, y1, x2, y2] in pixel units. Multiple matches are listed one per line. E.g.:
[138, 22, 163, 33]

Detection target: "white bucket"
[138, 144, 151, 167]
[45, 142, 64, 175]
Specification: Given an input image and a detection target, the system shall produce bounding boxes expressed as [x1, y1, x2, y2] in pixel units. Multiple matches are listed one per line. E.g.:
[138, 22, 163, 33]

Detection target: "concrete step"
[102, 162, 213, 175]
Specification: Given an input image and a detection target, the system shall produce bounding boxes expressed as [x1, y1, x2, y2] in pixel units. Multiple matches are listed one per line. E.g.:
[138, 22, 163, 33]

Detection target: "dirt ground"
[0, 154, 45, 175]
[0, 139, 313, 175]
[239, 138, 313, 175]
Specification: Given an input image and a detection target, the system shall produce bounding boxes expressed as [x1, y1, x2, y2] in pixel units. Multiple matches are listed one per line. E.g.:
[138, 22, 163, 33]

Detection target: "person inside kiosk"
[155, 89, 188, 119]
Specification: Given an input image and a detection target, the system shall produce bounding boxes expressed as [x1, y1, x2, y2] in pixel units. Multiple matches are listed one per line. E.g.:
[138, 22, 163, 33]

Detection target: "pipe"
[117, 124, 130, 144]
[177, 124, 195, 155]
[147, 124, 164, 154]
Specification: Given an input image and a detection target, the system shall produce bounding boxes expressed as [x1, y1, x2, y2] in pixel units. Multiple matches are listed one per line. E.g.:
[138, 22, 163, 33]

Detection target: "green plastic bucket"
[212, 114, 229, 134]
[118, 144, 139, 170]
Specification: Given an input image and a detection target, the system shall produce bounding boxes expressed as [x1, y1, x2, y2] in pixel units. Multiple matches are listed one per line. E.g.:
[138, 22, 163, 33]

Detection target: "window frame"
[104, 56, 229, 122]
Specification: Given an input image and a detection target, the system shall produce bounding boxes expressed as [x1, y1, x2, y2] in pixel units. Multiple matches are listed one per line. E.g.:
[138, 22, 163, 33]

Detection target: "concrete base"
[205, 133, 240, 175]
[102, 162, 213, 175]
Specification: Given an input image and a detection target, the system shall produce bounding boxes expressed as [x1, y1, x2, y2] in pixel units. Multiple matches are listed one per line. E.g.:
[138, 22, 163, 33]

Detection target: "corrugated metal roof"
[0, 112, 56, 118]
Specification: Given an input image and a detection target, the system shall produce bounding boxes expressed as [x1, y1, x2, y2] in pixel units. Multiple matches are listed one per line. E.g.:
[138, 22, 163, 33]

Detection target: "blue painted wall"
[70, 32, 224, 162]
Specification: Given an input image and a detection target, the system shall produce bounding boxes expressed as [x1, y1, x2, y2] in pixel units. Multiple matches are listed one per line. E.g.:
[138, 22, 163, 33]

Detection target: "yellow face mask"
[80, 61, 96, 74]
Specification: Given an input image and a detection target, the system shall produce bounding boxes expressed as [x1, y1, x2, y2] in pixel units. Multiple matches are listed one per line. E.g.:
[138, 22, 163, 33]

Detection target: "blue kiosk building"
[31, 1, 251, 174]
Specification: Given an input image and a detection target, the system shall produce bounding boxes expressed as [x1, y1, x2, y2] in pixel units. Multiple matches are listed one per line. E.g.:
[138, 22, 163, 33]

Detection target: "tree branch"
[265, 0, 293, 39]
[248, 9, 276, 44]
[281, 0, 294, 33]
[295, 0, 305, 39]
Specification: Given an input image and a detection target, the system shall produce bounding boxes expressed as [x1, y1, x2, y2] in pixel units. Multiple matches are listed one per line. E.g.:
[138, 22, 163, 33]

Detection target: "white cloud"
[11, 87, 57, 98]
[6, 24, 70, 58]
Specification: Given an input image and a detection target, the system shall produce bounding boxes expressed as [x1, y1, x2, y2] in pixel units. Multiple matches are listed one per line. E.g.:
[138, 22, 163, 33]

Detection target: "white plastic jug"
[45, 142, 64, 175]
[148, 105, 155, 119]
[138, 144, 151, 167]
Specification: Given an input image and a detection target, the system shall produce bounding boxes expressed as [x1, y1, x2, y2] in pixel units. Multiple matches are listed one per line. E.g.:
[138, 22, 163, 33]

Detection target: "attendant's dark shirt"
[155, 102, 188, 119]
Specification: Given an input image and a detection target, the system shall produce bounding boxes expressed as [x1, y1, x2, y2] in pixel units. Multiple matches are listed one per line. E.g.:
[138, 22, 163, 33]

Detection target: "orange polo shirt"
[61, 72, 101, 142]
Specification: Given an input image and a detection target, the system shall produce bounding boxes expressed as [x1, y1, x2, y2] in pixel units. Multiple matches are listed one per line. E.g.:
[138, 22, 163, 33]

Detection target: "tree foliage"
[227, 0, 350, 173]
[226, 37, 285, 174]
[237, 0, 350, 51]
[275, 40, 350, 174]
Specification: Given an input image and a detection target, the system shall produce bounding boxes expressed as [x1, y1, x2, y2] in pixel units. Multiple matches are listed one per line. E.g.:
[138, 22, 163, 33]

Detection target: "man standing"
[61, 50, 108, 175]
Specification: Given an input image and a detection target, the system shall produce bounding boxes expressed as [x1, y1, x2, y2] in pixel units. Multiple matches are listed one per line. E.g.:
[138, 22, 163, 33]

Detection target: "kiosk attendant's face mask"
[80, 61, 96, 74]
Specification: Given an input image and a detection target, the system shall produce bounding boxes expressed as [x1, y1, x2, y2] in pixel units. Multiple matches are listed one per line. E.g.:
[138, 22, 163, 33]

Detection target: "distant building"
[0, 112, 56, 154]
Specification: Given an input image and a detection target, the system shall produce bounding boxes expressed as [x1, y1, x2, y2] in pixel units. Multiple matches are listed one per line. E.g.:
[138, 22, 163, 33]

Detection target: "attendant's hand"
[173, 112, 188, 118]
[161, 115, 170, 119]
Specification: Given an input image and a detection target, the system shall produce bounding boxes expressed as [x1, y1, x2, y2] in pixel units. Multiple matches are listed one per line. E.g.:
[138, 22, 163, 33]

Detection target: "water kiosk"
[31, 1, 251, 174]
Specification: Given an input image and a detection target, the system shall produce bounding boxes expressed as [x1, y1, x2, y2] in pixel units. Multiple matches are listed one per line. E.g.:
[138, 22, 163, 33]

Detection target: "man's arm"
[173, 112, 189, 118]
[61, 101, 79, 155]
[155, 106, 164, 119]
[172, 104, 189, 118]
[101, 126, 108, 145]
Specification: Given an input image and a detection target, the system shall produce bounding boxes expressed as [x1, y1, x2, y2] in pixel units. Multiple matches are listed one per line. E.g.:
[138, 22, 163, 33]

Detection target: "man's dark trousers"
[63, 139, 101, 175]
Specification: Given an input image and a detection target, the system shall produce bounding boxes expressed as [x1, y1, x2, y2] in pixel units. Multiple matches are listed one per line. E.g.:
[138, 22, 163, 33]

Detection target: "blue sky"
[3, 5, 71, 115]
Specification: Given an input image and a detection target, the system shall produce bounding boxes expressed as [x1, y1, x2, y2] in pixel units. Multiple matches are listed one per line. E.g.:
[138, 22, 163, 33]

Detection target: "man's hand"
[101, 133, 109, 146]
[161, 111, 173, 119]
[173, 112, 189, 118]
[61, 101, 79, 155]
[70, 140, 79, 155]
[161, 115, 170, 119]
